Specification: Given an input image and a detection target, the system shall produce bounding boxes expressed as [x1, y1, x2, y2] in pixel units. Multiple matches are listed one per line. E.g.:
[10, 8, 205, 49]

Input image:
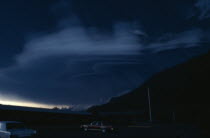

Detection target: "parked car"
[0, 121, 36, 138]
[80, 121, 114, 133]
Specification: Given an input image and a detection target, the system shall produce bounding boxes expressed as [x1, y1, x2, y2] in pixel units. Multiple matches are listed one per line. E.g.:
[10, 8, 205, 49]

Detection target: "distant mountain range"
[88, 50, 210, 125]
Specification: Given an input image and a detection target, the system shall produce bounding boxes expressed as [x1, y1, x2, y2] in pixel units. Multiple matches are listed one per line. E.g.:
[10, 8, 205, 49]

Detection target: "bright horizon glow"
[0, 96, 71, 109]
[0, 100, 56, 109]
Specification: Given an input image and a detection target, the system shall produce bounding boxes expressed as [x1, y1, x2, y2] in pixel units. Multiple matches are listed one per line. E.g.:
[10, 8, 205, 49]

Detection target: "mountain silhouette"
[89, 50, 210, 126]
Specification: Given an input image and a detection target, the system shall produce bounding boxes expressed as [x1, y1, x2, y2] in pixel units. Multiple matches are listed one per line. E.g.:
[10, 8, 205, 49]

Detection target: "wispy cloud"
[146, 29, 204, 53]
[16, 23, 142, 64]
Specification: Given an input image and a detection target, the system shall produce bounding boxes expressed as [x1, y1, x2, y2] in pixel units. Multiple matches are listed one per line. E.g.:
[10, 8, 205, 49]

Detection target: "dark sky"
[0, 0, 210, 109]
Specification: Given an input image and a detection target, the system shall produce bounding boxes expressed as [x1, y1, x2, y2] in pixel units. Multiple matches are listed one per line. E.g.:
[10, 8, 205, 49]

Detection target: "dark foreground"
[29, 123, 202, 138]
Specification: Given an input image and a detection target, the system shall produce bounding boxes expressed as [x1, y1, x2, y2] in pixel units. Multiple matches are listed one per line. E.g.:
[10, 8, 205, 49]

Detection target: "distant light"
[0, 95, 70, 109]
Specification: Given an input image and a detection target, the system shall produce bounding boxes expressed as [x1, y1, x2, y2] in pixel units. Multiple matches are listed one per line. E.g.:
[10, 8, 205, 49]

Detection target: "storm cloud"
[0, 0, 210, 109]
[0, 22, 144, 106]
[0, 21, 207, 107]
